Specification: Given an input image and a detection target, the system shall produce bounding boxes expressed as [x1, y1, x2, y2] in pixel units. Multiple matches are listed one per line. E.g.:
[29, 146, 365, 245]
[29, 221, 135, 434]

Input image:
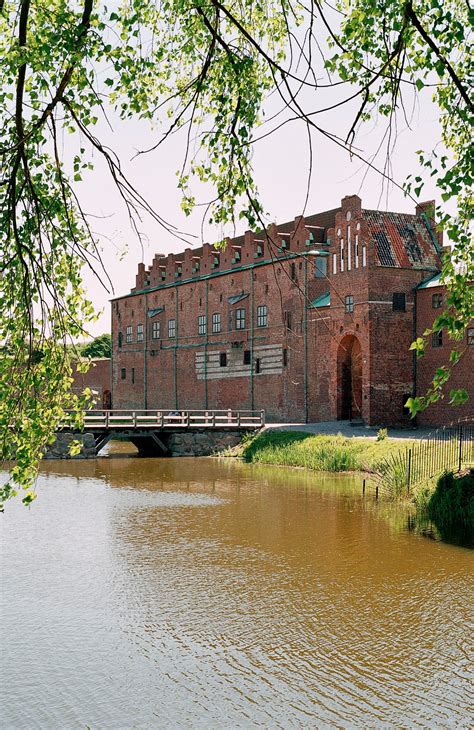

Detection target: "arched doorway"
[337, 334, 362, 420]
[102, 389, 111, 410]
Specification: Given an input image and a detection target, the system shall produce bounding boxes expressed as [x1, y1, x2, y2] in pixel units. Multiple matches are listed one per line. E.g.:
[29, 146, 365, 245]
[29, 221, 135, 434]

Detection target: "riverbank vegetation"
[239, 431, 414, 475]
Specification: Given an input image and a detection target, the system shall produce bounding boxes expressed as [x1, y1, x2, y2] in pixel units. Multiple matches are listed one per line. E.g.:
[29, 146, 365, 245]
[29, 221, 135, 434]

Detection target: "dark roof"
[363, 210, 441, 270]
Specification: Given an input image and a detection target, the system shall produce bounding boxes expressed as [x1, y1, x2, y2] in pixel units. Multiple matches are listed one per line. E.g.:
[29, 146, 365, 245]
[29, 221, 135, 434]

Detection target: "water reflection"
[1, 456, 472, 728]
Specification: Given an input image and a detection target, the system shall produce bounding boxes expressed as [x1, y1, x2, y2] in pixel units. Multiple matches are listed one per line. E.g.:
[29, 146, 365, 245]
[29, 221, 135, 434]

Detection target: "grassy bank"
[240, 430, 414, 475]
[412, 471, 474, 546]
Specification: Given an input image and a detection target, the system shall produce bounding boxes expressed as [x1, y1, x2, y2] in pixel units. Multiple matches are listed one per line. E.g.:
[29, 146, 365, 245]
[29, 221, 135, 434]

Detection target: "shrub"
[376, 428, 388, 442]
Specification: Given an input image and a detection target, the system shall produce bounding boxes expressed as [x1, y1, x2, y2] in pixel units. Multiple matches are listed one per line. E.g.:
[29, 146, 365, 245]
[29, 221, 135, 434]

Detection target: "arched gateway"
[337, 334, 362, 420]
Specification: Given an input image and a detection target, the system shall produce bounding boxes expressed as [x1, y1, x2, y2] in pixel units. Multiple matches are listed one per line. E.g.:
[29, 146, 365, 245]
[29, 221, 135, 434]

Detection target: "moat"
[1, 449, 472, 728]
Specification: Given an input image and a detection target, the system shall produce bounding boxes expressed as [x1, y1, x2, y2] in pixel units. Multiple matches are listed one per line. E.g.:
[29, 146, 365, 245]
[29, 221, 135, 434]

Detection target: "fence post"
[132, 411, 137, 428]
[458, 425, 463, 472]
[407, 448, 412, 495]
[105, 411, 109, 429]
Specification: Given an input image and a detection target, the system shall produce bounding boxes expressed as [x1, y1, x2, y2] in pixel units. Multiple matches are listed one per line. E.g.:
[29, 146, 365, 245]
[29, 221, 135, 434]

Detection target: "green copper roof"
[311, 292, 330, 308]
[416, 273, 442, 289]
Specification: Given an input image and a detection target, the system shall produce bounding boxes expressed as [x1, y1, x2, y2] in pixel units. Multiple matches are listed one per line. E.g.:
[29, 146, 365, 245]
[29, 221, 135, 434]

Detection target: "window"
[347, 227, 352, 270]
[244, 350, 251, 365]
[131, 367, 135, 384]
[345, 295, 354, 313]
[118, 332, 123, 348]
[315, 257, 327, 278]
[168, 319, 176, 338]
[255, 358, 261, 374]
[257, 305, 268, 327]
[467, 328, 474, 345]
[198, 315, 207, 336]
[121, 368, 126, 380]
[220, 352, 227, 367]
[340, 239, 345, 272]
[355, 235, 359, 268]
[432, 293, 443, 309]
[290, 262, 297, 281]
[333, 253, 337, 275]
[432, 330, 443, 348]
[362, 246, 367, 267]
[283, 348, 288, 367]
[212, 312, 221, 334]
[284, 311, 292, 330]
[137, 323, 144, 341]
[235, 308, 246, 330]
[392, 293, 406, 311]
[152, 321, 161, 339]
[126, 325, 132, 343]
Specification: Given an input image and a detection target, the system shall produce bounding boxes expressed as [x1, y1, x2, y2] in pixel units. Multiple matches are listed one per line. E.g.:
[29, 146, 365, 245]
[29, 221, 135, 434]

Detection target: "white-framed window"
[235, 308, 246, 330]
[137, 323, 144, 342]
[198, 315, 207, 335]
[315, 257, 327, 278]
[152, 321, 161, 339]
[333, 253, 337, 275]
[126, 325, 132, 343]
[467, 327, 474, 345]
[212, 312, 221, 333]
[347, 227, 352, 271]
[257, 305, 268, 327]
[345, 295, 354, 313]
[168, 319, 176, 338]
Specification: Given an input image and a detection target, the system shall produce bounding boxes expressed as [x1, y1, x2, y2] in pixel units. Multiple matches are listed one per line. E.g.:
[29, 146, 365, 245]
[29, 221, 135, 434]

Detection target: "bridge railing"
[61, 408, 265, 430]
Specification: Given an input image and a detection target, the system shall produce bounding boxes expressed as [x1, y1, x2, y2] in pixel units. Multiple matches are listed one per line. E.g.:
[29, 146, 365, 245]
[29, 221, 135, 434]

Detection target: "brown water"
[1, 451, 473, 728]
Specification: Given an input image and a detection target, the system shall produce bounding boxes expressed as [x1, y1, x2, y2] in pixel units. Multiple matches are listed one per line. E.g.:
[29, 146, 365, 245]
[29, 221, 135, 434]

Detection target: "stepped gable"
[363, 207, 442, 270]
[130, 207, 340, 293]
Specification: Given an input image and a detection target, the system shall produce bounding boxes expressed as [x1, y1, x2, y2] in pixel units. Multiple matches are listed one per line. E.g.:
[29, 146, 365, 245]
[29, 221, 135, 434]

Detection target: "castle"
[108, 195, 473, 427]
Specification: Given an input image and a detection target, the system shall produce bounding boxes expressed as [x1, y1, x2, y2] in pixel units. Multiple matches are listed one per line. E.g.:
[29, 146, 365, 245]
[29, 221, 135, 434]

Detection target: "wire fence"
[370, 419, 474, 498]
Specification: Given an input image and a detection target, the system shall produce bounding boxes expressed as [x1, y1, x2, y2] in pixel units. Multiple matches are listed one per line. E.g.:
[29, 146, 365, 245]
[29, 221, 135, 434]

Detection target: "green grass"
[241, 430, 414, 475]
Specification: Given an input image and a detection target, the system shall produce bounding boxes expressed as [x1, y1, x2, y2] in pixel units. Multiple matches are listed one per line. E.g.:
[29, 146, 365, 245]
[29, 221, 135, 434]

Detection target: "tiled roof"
[363, 210, 441, 270]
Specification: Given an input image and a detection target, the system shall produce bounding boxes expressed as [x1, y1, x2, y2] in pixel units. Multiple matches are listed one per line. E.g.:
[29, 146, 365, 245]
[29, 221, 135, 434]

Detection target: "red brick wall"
[415, 285, 474, 427]
[71, 358, 111, 407]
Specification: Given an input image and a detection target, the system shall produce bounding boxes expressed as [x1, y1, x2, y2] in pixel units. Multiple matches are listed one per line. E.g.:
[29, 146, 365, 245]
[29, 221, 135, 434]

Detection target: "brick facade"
[110, 195, 473, 427]
[71, 358, 112, 408]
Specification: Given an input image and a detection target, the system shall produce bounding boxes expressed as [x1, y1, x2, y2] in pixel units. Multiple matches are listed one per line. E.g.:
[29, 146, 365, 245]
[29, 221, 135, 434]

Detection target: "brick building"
[110, 195, 473, 427]
[71, 358, 112, 409]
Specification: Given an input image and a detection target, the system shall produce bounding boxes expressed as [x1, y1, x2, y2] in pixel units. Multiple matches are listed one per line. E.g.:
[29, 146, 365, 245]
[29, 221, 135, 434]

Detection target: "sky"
[74, 70, 444, 338]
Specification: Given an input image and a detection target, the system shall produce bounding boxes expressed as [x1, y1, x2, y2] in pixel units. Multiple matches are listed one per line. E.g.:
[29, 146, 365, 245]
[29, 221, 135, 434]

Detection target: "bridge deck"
[62, 409, 265, 431]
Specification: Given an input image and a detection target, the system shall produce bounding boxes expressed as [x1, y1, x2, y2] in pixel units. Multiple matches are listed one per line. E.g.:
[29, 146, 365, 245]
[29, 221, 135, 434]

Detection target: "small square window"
[168, 319, 176, 338]
[432, 293, 443, 309]
[198, 315, 207, 336]
[345, 295, 354, 313]
[152, 321, 161, 339]
[212, 312, 221, 334]
[137, 323, 144, 342]
[467, 328, 474, 345]
[432, 330, 443, 348]
[121, 368, 126, 380]
[243, 350, 251, 365]
[126, 325, 132, 343]
[257, 305, 267, 327]
[393, 293, 406, 311]
[220, 352, 227, 367]
[235, 308, 246, 330]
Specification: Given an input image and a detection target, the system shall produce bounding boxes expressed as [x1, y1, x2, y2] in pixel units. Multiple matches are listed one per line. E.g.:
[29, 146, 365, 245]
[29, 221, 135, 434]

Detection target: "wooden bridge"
[59, 409, 265, 456]
[62, 408, 265, 431]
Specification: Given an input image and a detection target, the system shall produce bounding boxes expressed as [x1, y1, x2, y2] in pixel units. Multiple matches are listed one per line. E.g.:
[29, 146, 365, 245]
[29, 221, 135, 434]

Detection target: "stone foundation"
[44, 432, 97, 459]
[165, 430, 244, 456]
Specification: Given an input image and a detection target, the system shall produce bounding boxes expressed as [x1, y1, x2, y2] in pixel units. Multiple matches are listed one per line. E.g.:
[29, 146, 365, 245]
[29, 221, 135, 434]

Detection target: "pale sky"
[75, 81, 444, 337]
